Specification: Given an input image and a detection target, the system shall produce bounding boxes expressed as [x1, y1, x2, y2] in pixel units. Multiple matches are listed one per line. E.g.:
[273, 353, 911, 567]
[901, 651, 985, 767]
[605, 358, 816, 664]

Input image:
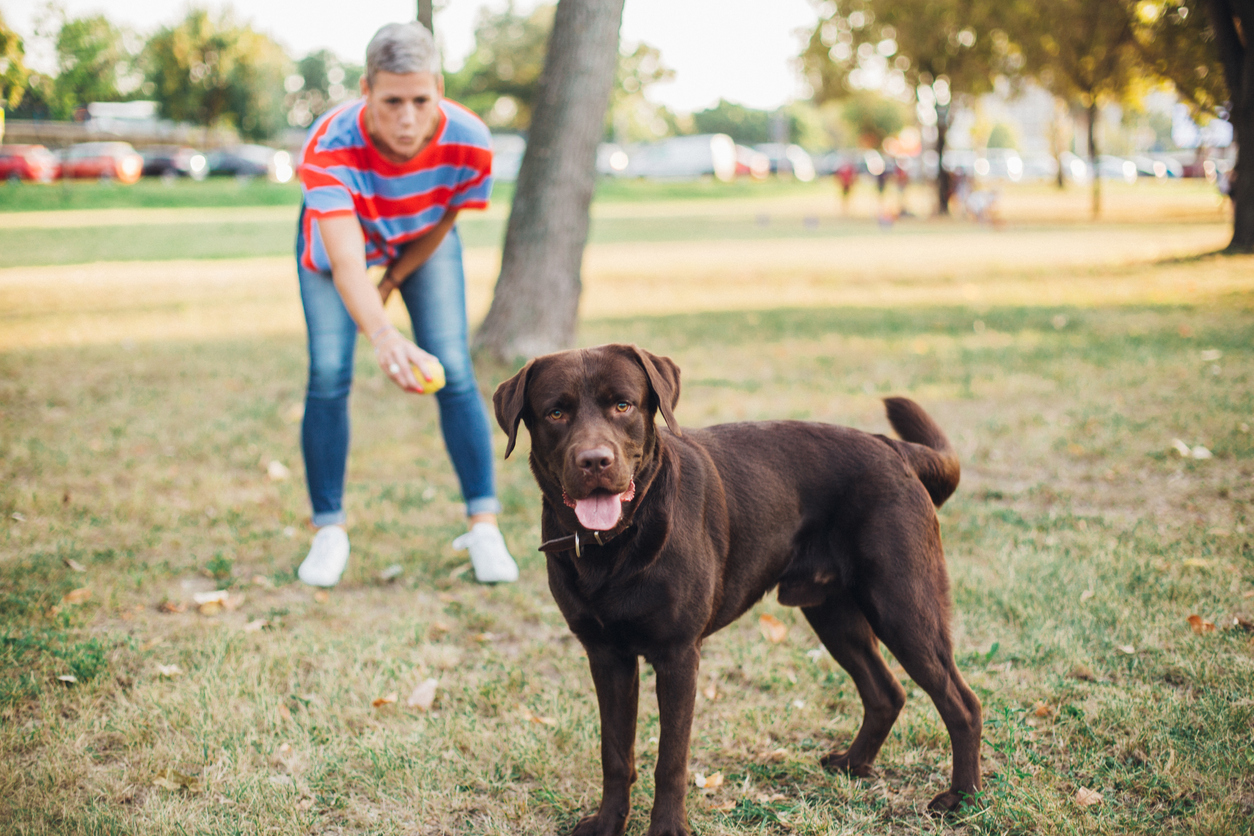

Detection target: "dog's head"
[493, 344, 681, 532]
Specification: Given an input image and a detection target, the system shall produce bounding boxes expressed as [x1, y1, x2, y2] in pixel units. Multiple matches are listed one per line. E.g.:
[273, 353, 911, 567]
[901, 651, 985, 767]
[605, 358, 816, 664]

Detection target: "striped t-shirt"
[296, 97, 493, 273]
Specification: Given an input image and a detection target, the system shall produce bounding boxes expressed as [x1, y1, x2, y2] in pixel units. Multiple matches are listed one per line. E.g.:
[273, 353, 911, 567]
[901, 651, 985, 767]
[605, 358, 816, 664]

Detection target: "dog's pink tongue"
[574, 492, 624, 531]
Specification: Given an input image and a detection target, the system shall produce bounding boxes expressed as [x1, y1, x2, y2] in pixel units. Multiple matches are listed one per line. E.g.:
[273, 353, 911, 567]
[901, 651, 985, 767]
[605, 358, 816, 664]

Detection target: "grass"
[1, 188, 1253, 835]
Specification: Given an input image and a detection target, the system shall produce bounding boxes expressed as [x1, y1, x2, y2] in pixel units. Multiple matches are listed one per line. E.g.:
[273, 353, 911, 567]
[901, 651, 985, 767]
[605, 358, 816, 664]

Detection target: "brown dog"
[494, 344, 981, 836]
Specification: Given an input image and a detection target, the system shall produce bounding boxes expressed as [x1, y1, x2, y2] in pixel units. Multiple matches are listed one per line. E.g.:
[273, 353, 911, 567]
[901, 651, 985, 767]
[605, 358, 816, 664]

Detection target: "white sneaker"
[298, 525, 350, 587]
[452, 523, 519, 584]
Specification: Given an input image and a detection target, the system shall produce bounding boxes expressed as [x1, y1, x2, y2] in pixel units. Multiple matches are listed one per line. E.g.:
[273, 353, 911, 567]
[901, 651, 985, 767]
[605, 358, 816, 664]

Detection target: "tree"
[445, 3, 554, 131]
[607, 41, 679, 142]
[44, 13, 140, 120]
[142, 9, 290, 140]
[691, 99, 774, 144]
[474, 0, 628, 361]
[1005, 1, 1140, 217]
[1134, 0, 1251, 251]
[801, 0, 1018, 213]
[284, 49, 362, 129]
[1, 11, 30, 112]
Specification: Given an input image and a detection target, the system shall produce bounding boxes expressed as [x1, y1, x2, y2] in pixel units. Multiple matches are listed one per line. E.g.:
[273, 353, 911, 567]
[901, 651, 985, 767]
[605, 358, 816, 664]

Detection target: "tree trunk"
[474, 0, 627, 362]
[1202, 0, 1252, 251]
[1088, 99, 1101, 219]
[935, 111, 951, 215]
[417, 1, 433, 33]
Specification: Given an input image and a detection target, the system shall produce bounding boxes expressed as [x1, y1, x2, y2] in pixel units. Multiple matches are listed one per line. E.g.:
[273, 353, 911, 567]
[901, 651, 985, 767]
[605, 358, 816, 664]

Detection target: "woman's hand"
[377, 269, 402, 305]
[371, 327, 444, 394]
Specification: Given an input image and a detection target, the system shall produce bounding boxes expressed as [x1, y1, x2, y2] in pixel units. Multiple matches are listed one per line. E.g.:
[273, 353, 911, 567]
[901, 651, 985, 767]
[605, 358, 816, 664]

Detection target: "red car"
[0, 144, 60, 183]
[59, 142, 144, 184]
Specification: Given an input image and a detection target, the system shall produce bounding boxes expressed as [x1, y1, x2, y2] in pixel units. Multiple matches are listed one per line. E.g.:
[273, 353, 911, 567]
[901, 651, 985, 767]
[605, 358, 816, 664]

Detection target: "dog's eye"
[615, 402, 631, 413]
[547, 408, 564, 421]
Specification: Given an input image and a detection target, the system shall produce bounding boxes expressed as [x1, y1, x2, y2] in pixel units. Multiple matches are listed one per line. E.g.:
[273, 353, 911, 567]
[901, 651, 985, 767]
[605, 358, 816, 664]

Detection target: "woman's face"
[361, 70, 443, 161]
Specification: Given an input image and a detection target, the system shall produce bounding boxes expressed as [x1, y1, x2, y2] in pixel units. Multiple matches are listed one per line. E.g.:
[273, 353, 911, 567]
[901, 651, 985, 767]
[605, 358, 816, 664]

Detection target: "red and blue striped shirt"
[296, 97, 493, 273]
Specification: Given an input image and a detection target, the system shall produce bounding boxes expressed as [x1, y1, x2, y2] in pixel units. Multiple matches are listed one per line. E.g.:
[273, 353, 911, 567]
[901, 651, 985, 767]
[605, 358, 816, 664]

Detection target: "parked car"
[141, 145, 208, 180]
[0, 144, 59, 183]
[735, 145, 770, 179]
[206, 144, 293, 182]
[622, 134, 737, 181]
[59, 142, 144, 183]
[752, 143, 816, 181]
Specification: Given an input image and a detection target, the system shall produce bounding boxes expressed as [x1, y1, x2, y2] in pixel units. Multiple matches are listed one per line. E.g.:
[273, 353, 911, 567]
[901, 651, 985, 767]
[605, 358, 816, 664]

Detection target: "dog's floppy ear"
[493, 360, 534, 459]
[626, 345, 682, 436]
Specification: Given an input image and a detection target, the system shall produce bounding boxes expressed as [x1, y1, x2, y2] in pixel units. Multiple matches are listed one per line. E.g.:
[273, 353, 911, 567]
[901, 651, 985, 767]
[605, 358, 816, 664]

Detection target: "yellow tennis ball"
[412, 359, 446, 394]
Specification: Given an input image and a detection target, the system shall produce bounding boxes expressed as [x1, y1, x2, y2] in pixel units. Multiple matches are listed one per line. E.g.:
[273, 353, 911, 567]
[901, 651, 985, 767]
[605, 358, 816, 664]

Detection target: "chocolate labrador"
[494, 344, 981, 836]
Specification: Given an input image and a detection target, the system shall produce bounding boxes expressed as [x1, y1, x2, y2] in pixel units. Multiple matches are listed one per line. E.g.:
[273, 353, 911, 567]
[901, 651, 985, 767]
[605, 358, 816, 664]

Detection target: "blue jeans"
[298, 227, 500, 526]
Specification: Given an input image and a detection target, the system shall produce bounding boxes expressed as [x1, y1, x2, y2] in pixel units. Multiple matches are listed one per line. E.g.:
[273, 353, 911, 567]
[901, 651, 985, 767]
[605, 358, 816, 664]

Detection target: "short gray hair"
[366, 22, 441, 83]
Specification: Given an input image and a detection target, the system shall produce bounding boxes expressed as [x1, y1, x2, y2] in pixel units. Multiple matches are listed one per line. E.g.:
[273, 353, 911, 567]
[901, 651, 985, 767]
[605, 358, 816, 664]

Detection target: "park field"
[1, 179, 1252, 835]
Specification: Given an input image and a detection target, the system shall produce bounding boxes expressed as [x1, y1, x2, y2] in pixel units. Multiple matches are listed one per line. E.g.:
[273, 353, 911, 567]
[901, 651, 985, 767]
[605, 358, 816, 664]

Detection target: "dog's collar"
[538, 527, 625, 558]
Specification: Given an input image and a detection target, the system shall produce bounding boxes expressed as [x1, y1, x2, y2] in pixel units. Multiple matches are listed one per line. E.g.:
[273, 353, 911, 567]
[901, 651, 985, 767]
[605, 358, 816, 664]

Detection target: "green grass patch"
[2, 295, 1253, 833]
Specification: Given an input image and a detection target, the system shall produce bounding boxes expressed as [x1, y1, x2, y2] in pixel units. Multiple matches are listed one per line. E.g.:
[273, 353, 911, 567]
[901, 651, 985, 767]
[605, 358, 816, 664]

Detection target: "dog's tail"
[883, 397, 960, 508]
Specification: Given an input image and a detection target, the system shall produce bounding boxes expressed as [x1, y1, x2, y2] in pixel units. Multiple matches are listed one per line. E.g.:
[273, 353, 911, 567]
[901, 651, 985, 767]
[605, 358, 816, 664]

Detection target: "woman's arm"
[316, 214, 442, 393]
[376, 208, 460, 304]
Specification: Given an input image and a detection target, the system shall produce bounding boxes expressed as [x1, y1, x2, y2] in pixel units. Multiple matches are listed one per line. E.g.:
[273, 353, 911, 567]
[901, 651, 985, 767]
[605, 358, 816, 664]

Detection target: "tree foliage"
[691, 99, 774, 144]
[284, 49, 362, 130]
[801, 0, 1020, 211]
[0, 11, 30, 111]
[142, 9, 289, 140]
[46, 13, 140, 120]
[1133, 1, 1229, 117]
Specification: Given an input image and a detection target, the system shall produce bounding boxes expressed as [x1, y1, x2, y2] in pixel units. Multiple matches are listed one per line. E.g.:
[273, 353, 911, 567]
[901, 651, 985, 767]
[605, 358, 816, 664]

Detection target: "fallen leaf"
[406, 678, 439, 711]
[157, 600, 186, 614]
[1074, 786, 1103, 807]
[277, 703, 292, 722]
[1187, 614, 1215, 634]
[192, 590, 229, 605]
[11, 512, 25, 522]
[250, 574, 274, 588]
[57, 674, 78, 684]
[473, 632, 498, 643]
[702, 680, 718, 701]
[1079, 589, 1095, 603]
[519, 705, 557, 726]
[372, 692, 398, 708]
[448, 561, 473, 580]
[708, 798, 737, 812]
[243, 619, 268, 633]
[313, 590, 330, 604]
[62, 588, 91, 605]
[198, 602, 223, 616]
[693, 771, 724, 792]
[63, 558, 87, 573]
[1232, 614, 1253, 632]
[759, 613, 788, 644]
[1032, 701, 1053, 717]
[1182, 558, 1213, 569]
[266, 460, 291, 481]
[1200, 349, 1223, 361]
[153, 768, 202, 793]
[269, 774, 293, 787]
[757, 792, 787, 803]
[1117, 645, 1136, 655]
[157, 664, 183, 678]
[378, 564, 404, 582]
[762, 747, 789, 762]
[1171, 438, 1192, 457]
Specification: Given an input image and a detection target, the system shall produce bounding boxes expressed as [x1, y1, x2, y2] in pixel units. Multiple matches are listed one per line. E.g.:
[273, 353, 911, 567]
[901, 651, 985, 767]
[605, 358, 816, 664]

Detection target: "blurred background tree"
[283, 49, 362, 130]
[142, 8, 289, 140]
[1, 12, 31, 113]
[1003, 0, 1141, 217]
[444, 2, 553, 131]
[44, 12, 142, 120]
[801, 0, 1019, 213]
[1133, 0, 1249, 251]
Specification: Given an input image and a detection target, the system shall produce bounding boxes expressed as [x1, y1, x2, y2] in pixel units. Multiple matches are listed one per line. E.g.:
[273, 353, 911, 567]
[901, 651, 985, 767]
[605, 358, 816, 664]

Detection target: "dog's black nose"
[576, 446, 615, 473]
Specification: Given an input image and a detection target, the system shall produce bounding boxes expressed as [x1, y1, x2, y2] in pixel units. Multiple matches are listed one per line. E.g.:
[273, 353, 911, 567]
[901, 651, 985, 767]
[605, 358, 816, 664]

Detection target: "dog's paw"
[644, 824, 691, 836]
[820, 749, 875, 777]
[570, 812, 629, 836]
[926, 788, 979, 815]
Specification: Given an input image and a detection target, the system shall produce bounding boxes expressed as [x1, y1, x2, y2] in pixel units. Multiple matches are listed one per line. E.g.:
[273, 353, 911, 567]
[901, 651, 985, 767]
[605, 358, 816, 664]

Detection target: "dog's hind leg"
[872, 615, 982, 813]
[572, 646, 640, 836]
[803, 594, 906, 777]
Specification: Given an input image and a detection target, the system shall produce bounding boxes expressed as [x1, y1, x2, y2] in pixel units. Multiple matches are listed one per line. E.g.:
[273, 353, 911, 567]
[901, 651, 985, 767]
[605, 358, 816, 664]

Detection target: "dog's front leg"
[647, 644, 700, 836]
[572, 645, 640, 836]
